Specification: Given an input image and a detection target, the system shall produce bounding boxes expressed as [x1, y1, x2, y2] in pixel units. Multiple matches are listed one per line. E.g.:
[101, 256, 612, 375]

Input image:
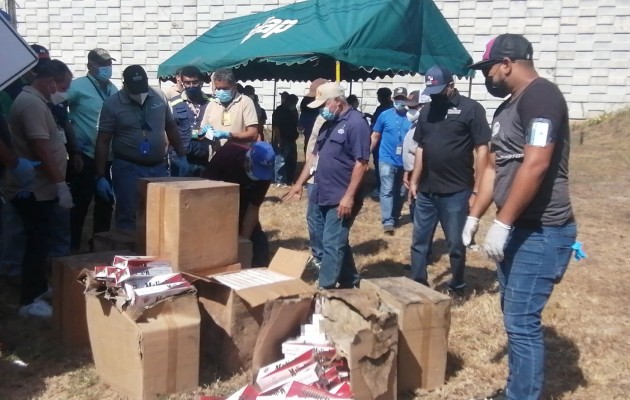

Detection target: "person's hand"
[337, 194, 354, 219]
[402, 171, 411, 189]
[11, 158, 40, 190]
[172, 155, 192, 176]
[484, 219, 512, 262]
[214, 130, 231, 140]
[408, 181, 418, 204]
[282, 184, 303, 202]
[72, 153, 84, 173]
[462, 216, 480, 246]
[200, 125, 215, 138]
[95, 177, 114, 203]
[56, 182, 74, 209]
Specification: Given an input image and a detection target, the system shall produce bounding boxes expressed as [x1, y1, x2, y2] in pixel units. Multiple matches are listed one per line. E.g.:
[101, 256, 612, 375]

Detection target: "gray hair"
[335, 95, 348, 105]
[212, 68, 236, 85]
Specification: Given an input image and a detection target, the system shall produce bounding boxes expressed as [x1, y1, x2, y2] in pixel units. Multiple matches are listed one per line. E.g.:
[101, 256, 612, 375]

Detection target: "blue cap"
[248, 141, 275, 181]
[422, 65, 454, 95]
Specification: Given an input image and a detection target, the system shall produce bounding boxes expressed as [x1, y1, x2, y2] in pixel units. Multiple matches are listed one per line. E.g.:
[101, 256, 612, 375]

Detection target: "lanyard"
[87, 75, 111, 101]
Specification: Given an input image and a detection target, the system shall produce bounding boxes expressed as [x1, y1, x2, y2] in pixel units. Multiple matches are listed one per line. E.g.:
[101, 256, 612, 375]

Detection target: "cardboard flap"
[236, 279, 314, 308]
[268, 247, 310, 278]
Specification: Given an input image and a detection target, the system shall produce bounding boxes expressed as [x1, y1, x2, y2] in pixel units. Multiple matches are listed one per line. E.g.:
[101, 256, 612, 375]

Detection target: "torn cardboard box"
[189, 248, 314, 374]
[320, 289, 399, 400]
[361, 277, 451, 392]
[82, 271, 200, 400]
[92, 229, 136, 253]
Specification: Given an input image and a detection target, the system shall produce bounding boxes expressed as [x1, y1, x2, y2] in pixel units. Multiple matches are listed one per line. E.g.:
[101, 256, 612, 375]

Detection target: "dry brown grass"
[1, 109, 629, 399]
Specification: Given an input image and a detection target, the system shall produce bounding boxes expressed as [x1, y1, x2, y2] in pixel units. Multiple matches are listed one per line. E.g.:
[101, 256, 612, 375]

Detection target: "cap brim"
[406, 100, 420, 107]
[252, 163, 274, 181]
[393, 95, 407, 100]
[307, 98, 327, 108]
[422, 84, 447, 95]
[469, 59, 499, 70]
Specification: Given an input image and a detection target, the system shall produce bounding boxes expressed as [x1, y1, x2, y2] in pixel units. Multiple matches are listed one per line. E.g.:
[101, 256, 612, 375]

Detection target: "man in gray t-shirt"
[95, 65, 189, 231]
[465, 34, 577, 400]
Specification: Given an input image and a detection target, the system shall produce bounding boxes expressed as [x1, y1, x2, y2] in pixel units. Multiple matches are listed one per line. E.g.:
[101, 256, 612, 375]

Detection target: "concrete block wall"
[4, 0, 630, 121]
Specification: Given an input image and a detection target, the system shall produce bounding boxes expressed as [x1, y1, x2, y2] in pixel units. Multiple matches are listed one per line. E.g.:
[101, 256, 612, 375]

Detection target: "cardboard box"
[239, 236, 253, 269]
[145, 180, 240, 273]
[190, 248, 314, 374]
[92, 230, 136, 252]
[52, 251, 131, 348]
[85, 290, 200, 400]
[136, 177, 203, 254]
[320, 290, 399, 400]
[361, 277, 451, 392]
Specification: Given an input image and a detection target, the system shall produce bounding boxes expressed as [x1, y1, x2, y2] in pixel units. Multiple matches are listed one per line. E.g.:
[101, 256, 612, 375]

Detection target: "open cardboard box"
[80, 270, 200, 400]
[187, 247, 315, 374]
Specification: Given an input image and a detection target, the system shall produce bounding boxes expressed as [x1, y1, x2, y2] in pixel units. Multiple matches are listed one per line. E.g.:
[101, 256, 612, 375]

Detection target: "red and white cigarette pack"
[329, 382, 352, 398]
[131, 280, 193, 308]
[281, 341, 335, 360]
[124, 273, 187, 301]
[112, 255, 158, 268]
[225, 384, 259, 400]
[114, 260, 173, 285]
[284, 382, 351, 399]
[93, 266, 122, 280]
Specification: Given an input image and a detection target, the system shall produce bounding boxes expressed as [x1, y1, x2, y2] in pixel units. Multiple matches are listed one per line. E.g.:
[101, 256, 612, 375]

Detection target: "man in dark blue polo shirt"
[409, 65, 491, 296]
[283, 82, 370, 289]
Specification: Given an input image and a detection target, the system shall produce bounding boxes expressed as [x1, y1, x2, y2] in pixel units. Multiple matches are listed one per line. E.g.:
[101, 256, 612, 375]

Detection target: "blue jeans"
[306, 183, 324, 262]
[49, 204, 71, 258]
[310, 196, 362, 289]
[111, 158, 168, 231]
[498, 223, 577, 400]
[410, 189, 470, 287]
[378, 162, 407, 227]
[273, 142, 297, 185]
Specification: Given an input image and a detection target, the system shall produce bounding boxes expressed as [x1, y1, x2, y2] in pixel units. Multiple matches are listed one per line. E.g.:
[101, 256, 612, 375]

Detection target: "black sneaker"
[447, 282, 467, 298]
[476, 388, 507, 400]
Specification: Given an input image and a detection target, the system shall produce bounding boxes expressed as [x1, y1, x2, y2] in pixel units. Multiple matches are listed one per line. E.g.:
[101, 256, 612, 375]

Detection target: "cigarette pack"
[225, 384, 259, 400]
[114, 261, 173, 285]
[124, 273, 186, 301]
[284, 382, 351, 399]
[131, 280, 193, 308]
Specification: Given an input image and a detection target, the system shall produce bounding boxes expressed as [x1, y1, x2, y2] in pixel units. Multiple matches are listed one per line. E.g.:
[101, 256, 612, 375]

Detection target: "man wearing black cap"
[408, 64, 491, 296]
[370, 87, 412, 235]
[465, 34, 577, 400]
[94, 65, 189, 231]
[66, 48, 117, 251]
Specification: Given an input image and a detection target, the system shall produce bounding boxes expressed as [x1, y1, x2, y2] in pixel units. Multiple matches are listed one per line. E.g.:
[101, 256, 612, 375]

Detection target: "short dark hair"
[287, 94, 299, 105]
[180, 65, 203, 80]
[33, 59, 71, 81]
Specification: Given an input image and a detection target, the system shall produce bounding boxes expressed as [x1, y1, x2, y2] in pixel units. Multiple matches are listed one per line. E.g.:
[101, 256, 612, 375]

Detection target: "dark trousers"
[12, 195, 55, 305]
[68, 154, 113, 250]
[250, 223, 270, 268]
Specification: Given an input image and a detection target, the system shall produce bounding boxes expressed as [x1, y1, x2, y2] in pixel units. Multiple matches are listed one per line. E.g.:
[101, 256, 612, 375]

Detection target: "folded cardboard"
[190, 248, 314, 374]
[84, 281, 200, 400]
[320, 290, 399, 400]
[137, 177, 203, 254]
[52, 251, 132, 348]
[92, 229, 136, 252]
[361, 277, 451, 392]
[145, 180, 240, 273]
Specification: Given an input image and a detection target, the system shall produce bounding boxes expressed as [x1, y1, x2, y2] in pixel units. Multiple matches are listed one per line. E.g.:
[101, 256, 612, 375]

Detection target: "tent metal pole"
[273, 79, 277, 109]
[468, 77, 472, 98]
[336, 61, 341, 82]
[349, 81, 353, 95]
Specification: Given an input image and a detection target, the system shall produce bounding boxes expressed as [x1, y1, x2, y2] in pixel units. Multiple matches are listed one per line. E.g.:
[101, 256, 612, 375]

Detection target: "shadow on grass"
[359, 259, 408, 279]
[446, 351, 465, 381]
[490, 326, 587, 398]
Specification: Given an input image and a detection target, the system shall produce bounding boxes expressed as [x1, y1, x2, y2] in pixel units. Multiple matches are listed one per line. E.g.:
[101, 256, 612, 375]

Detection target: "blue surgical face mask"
[95, 66, 112, 82]
[393, 101, 407, 111]
[215, 88, 234, 103]
[319, 103, 338, 121]
[185, 86, 203, 101]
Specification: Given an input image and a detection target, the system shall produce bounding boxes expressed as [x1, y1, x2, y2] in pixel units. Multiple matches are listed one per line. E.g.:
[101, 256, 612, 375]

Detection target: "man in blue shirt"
[283, 83, 370, 289]
[370, 87, 412, 235]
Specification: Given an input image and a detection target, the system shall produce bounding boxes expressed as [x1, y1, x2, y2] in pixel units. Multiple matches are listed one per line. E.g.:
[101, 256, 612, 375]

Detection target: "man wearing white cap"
[283, 82, 370, 289]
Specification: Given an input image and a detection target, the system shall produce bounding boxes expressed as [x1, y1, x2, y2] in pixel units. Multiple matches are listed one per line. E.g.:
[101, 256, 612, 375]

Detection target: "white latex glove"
[484, 219, 512, 262]
[462, 216, 480, 246]
[56, 182, 74, 209]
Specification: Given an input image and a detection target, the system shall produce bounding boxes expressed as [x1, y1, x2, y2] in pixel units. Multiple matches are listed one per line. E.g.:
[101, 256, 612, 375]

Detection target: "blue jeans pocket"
[553, 245, 573, 283]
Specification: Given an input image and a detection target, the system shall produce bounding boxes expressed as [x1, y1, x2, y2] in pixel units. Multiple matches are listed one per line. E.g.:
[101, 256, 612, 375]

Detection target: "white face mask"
[406, 108, 420, 122]
[129, 92, 148, 105]
[50, 91, 68, 105]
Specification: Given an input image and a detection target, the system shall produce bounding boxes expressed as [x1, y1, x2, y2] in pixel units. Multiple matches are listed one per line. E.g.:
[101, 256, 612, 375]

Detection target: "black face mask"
[429, 93, 448, 105]
[485, 75, 510, 98]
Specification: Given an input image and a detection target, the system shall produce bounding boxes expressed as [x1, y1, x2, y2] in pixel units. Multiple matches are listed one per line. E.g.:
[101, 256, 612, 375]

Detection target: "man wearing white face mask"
[95, 65, 189, 231]
[370, 87, 411, 235]
[200, 68, 259, 145]
[66, 48, 117, 251]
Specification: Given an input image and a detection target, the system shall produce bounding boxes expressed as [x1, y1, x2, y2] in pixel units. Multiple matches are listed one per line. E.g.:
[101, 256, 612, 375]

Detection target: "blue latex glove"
[213, 130, 231, 140]
[572, 242, 587, 261]
[172, 155, 192, 177]
[200, 125, 215, 138]
[95, 177, 114, 203]
[11, 158, 41, 189]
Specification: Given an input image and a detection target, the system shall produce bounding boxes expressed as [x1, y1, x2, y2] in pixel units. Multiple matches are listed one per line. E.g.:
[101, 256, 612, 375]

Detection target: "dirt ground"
[0, 109, 629, 399]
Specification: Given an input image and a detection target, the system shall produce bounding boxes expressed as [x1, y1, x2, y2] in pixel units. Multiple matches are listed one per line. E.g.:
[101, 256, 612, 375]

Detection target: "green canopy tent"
[157, 0, 472, 83]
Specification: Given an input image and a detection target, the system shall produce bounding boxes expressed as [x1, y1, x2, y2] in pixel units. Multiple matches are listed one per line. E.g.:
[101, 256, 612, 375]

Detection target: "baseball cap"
[88, 48, 116, 64]
[31, 44, 50, 59]
[306, 78, 328, 97]
[247, 141, 276, 181]
[123, 65, 149, 94]
[406, 90, 431, 107]
[393, 87, 408, 100]
[422, 65, 454, 95]
[307, 82, 345, 108]
[469, 34, 533, 70]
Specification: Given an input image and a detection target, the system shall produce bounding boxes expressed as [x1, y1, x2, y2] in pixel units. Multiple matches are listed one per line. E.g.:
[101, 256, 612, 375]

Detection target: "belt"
[115, 154, 166, 167]
[513, 216, 575, 230]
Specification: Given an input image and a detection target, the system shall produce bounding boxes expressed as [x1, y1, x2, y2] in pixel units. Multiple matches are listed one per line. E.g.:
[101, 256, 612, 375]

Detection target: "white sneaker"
[18, 299, 52, 318]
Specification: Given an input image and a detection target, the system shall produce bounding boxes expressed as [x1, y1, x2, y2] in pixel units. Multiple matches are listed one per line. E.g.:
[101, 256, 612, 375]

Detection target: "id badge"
[139, 139, 150, 156]
[222, 111, 232, 126]
[396, 145, 403, 156]
[191, 128, 199, 139]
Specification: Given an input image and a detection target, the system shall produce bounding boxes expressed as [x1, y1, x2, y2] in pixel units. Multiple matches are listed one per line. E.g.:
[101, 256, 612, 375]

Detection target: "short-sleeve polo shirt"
[310, 108, 370, 206]
[201, 93, 259, 135]
[373, 108, 411, 167]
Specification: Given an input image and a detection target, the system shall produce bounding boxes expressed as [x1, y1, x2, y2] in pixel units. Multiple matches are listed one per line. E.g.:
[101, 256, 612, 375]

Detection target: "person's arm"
[469, 152, 496, 218]
[408, 147, 423, 201]
[282, 155, 315, 202]
[240, 204, 260, 238]
[0, 140, 18, 169]
[231, 97, 260, 141]
[470, 144, 489, 207]
[29, 138, 64, 183]
[231, 125, 259, 141]
[165, 119, 186, 157]
[94, 131, 112, 177]
[370, 131, 381, 153]
[63, 120, 84, 172]
[370, 113, 386, 153]
[338, 159, 368, 218]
